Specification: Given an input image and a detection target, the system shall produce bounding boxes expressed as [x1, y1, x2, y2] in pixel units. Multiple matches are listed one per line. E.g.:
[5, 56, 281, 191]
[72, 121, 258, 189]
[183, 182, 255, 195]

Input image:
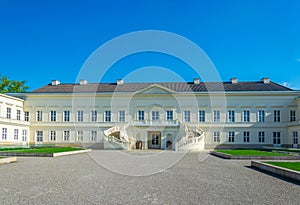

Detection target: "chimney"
[117, 79, 124, 85]
[230, 78, 238, 84]
[79, 80, 88, 85]
[261, 77, 270, 84]
[51, 80, 60, 86]
[193, 78, 200, 84]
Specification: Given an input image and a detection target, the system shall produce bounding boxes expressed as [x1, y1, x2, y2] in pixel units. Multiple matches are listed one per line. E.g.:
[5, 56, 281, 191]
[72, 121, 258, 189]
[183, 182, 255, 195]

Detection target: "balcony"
[130, 119, 179, 126]
[0, 117, 30, 126]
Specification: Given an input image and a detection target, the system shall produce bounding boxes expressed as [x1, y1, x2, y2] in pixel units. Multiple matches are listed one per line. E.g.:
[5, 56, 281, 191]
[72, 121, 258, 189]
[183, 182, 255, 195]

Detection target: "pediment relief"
[135, 84, 176, 95]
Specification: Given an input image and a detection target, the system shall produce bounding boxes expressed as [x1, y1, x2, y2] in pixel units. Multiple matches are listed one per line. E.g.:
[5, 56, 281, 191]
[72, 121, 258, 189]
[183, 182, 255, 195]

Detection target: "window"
[290, 110, 296, 122]
[228, 131, 235, 142]
[152, 111, 159, 121]
[105, 110, 111, 122]
[243, 110, 250, 122]
[151, 134, 159, 145]
[293, 131, 298, 145]
[228, 110, 235, 122]
[119, 110, 125, 122]
[91, 110, 97, 122]
[17, 110, 21, 120]
[50, 131, 56, 141]
[63, 131, 70, 141]
[90, 131, 97, 141]
[258, 131, 265, 143]
[213, 131, 220, 143]
[273, 132, 281, 145]
[77, 111, 83, 122]
[22, 130, 27, 142]
[14, 129, 18, 140]
[258, 110, 265, 122]
[2, 128, 7, 140]
[6, 107, 11, 119]
[274, 110, 280, 122]
[36, 131, 43, 142]
[243, 131, 250, 142]
[166, 110, 173, 121]
[184, 110, 190, 122]
[138, 110, 144, 121]
[25, 111, 29, 121]
[36, 111, 43, 122]
[198, 110, 205, 122]
[50, 111, 56, 122]
[213, 110, 220, 122]
[77, 131, 83, 142]
[63, 111, 70, 122]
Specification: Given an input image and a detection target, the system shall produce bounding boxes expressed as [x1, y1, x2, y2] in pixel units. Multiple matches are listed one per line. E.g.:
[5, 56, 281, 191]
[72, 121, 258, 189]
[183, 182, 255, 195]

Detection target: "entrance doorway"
[148, 132, 161, 149]
[166, 141, 172, 150]
[136, 141, 142, 149]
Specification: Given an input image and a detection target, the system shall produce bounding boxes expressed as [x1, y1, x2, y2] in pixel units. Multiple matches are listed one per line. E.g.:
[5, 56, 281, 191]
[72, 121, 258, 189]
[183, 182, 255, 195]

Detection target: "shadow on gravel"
[245, 166, 300, 186]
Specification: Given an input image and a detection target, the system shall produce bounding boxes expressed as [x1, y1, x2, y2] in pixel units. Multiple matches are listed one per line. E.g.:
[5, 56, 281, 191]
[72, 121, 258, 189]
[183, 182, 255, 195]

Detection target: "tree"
[0, 74, 29, 93]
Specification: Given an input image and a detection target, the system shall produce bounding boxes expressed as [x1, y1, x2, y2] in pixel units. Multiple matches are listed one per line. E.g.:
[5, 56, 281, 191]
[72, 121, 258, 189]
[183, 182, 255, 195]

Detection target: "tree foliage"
[0, 74, 29, 93]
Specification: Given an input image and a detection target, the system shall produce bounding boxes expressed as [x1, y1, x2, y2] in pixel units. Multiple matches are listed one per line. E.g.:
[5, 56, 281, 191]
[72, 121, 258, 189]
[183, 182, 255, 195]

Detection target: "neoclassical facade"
[4, 78, 300, 150]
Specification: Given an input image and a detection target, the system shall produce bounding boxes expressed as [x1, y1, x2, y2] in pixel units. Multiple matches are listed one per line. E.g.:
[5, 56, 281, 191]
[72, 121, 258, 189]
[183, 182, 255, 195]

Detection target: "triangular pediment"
[135, 84, 176, 95]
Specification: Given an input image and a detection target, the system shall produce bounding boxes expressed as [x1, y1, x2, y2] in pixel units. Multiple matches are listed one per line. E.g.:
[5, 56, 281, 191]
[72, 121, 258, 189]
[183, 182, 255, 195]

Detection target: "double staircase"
[175, 124, 205, 151]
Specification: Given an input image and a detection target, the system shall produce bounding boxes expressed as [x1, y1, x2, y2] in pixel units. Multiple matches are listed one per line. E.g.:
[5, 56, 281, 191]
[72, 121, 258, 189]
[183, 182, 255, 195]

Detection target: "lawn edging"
[210, 151, 300, 160]
[0, 149, 91, 157]
[251, 161, 300, 182]
[0, 157, 17, 164]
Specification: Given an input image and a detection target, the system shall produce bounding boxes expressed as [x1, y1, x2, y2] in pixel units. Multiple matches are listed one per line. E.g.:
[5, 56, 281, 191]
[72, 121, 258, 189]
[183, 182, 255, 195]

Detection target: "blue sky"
[0, 0, 300, 90]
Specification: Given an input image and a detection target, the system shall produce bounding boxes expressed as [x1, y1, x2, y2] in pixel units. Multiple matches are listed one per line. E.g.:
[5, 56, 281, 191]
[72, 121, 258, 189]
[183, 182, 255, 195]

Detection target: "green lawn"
[215, 149, 291, 156]
[265, 162, 300, 172]
[0, 147, 84, 154]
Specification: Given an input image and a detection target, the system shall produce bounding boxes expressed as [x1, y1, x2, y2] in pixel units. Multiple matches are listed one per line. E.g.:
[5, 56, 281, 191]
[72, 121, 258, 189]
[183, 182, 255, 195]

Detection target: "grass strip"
[215, 149, 290, 156]
[265, 162, 300, 172]
[0, 147, 83, 154]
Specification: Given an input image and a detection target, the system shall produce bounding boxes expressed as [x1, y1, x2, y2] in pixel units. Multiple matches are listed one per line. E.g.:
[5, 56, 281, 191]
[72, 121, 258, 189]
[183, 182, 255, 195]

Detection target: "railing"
[130, 119, 179, 126]
[175, 124, 204, 151]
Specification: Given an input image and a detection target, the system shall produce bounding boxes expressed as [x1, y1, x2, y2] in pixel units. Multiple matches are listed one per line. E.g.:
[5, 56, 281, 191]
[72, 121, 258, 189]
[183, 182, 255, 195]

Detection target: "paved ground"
[0, 151, 300, 205]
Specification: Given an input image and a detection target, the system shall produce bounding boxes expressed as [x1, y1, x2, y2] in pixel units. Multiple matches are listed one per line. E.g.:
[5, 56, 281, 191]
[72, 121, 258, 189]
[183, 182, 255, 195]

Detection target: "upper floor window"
[152, 111, 159, 121]
[228, 131, 235, 142]
[36, 111, 43, 122]
[258, 131, 265, 143]
[243, 110, 250, 122]
[166, 110, 173, 121]
[6, 107, 11, 119]
[77, 111, 83, 122]
[17, 110, 21, 120]
[138, 110, 144, 121]
[50, 111, 56, 122]
[213, 110, 220, 122]
[198, 110, 205, 122]
[24, 111, 29, 121]
[257, 110, 265, 122]
[183, 110, 190, 122]
[228, 110, 235, 122]
[119, 110, 125, 122]
[274, 110, 280, 122]
[105, 110, 111, 122]
[63, 110, 70, 122]
[290, 110, 296, 122]
[91, 110, 97, 122]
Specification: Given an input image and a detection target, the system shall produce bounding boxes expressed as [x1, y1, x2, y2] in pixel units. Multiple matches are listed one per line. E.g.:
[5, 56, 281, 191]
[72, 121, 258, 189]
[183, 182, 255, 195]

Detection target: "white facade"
[6, 79, 300, 150]
[0, 94, 30, 145]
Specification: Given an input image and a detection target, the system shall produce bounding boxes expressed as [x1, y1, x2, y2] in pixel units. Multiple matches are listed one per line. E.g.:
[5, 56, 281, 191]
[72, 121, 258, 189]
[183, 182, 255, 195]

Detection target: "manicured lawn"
[265, 162, 300, 172]
[215, 149, 290, 156]
[0, 147, 84, 154]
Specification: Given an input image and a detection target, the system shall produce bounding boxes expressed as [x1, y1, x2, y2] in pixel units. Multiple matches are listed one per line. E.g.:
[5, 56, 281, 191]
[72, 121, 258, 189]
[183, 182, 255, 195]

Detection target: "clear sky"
[0, 0, 300, 91]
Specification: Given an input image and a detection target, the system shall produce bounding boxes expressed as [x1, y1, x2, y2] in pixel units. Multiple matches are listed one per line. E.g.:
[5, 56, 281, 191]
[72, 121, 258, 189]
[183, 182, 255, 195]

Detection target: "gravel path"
[0, 151, 299, 204]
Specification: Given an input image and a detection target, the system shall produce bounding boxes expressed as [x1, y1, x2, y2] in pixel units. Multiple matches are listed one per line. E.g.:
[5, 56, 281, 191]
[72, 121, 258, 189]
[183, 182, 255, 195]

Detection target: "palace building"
[2, 78, 300, 150]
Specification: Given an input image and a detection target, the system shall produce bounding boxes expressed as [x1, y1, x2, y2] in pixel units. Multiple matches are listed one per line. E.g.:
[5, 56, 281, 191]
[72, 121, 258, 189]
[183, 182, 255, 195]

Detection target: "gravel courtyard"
[0, 151, 299, 205]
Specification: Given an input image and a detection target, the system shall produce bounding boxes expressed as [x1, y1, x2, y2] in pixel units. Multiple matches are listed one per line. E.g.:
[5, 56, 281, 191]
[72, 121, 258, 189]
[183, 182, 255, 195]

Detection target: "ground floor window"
[213, 131, 220, 143]
[228, 131, 234, 142]
[273, 132, 281, 145]
[63, 131, 70, 141]
[22, 130, 27, 142]
[2, 128, 7, 140]
[90, 131, 97, 141]
[50, 130, 56, 141]
[243, 131, 250, 142]
[77, 131, 83, 142]
[258, 131, 265, 143]
[14, 129, 18, 140]
[293, 131, 298, 144]
[36, 131, 43, 142]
